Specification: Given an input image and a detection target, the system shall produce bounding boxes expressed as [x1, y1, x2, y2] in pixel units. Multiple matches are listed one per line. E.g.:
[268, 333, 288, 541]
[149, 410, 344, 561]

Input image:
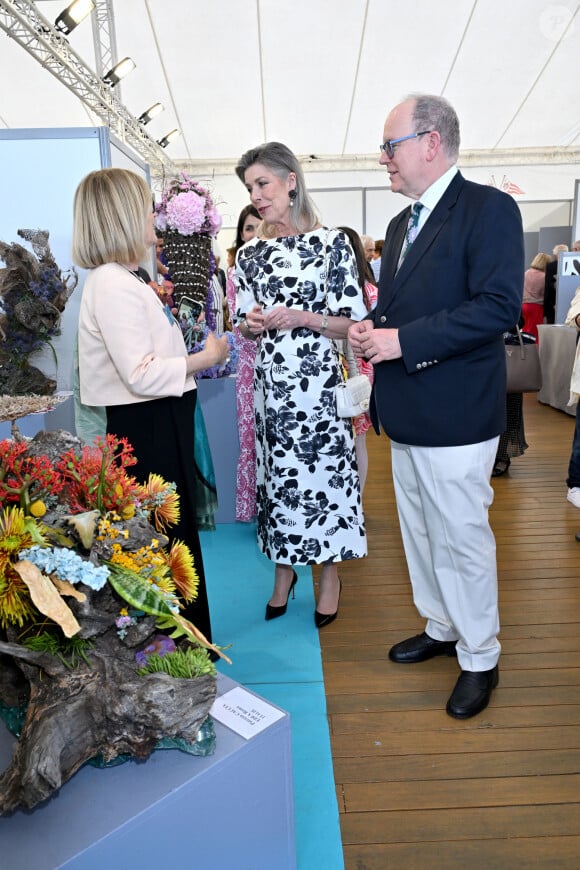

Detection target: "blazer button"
[422, 362, 428, 368]
[379, 315, 386, 323]
[416, 363, 422, 370]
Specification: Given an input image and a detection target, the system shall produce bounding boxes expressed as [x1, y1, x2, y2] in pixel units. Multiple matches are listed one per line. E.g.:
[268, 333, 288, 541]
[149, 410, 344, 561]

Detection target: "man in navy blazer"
[349, 95, 524, 719]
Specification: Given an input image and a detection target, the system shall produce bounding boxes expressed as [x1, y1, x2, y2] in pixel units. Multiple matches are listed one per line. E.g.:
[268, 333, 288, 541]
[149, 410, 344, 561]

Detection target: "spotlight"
[138, 103, 164, 125]
[54, 0, 94, 35]
[158, 129, 181, 149]
[102, 57, 136, 87]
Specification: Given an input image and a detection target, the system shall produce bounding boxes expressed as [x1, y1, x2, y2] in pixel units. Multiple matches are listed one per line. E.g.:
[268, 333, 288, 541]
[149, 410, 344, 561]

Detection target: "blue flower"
[19, 545, 110, 590]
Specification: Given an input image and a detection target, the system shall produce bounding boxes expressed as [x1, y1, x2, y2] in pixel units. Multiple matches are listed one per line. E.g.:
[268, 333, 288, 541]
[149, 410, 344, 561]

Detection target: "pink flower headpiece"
[155, 173, 222, 237]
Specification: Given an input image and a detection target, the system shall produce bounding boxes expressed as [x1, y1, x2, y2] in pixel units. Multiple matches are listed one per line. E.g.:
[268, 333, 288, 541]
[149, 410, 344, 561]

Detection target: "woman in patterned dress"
[225, 205, 261, 521]
[337, 226, 378, 494]
[234, 142, 368, 627]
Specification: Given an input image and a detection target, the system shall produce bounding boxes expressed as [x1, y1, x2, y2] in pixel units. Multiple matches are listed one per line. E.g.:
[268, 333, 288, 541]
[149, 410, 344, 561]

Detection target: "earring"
[289, 189, 297, 207]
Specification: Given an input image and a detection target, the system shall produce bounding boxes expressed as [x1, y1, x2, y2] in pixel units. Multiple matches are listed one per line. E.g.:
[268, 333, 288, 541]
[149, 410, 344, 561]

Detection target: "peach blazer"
[78, 262, 196, 406]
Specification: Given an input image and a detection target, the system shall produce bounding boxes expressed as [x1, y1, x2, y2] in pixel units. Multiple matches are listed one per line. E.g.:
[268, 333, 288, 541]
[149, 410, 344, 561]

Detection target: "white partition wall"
[0, 127, 150, 434]
[573, 180, 580, 244]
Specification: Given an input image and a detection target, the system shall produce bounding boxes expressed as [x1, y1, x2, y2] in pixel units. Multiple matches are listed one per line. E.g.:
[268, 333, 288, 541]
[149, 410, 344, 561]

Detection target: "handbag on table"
[322, 231, 372, 418]
[504, 327, 542, 393]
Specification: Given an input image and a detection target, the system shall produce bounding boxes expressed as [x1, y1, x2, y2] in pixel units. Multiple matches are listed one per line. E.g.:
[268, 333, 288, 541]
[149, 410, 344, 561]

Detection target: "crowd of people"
[73, 92, 580, 721]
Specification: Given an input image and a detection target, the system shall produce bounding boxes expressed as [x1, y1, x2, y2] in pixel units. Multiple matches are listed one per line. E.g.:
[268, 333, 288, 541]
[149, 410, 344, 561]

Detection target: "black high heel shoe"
[314, 578, 342, 629]
[265, 570, 298, 621]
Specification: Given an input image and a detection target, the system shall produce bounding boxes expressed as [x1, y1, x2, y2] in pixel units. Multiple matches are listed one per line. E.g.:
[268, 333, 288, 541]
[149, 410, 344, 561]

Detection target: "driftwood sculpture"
[0, 229, 77, 396]
[0, 426, 225, 814]
[0, 590, 216, 813]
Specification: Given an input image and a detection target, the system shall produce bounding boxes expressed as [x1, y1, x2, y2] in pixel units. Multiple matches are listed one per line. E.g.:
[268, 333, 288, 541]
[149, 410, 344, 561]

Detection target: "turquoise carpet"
[201, 523, 344, 870]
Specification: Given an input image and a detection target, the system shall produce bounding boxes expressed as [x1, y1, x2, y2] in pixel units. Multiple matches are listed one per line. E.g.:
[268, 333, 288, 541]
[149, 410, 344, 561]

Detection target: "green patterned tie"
[399, 202, 424, 265]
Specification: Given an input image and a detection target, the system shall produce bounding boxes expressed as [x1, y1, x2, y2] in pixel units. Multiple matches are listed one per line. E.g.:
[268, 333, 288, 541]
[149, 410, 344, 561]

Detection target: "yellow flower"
[0, 506, 37, 628]
[167, 540, 198, 602]
[0, 506, 31, 554]
[29, 500, 46, 518]
[0, 565, 36, 628]
[139, 473, 180, 532]
[121, 503, 135, 520]
[151, 567, 176, 599]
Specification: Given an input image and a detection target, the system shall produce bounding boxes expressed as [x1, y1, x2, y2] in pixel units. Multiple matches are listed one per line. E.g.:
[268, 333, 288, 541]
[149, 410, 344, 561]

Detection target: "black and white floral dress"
[235, 228, 368, 566]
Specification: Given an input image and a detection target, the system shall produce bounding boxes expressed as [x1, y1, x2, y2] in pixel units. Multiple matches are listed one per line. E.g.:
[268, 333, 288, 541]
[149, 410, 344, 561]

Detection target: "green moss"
[136, 645, 216, 679]
[22, 631, 93, 668]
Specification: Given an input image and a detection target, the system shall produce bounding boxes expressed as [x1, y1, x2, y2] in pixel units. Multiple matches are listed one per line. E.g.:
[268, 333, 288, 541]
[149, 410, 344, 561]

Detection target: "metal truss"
[0, 0, 176, 181]
[91, 0, 116, 79]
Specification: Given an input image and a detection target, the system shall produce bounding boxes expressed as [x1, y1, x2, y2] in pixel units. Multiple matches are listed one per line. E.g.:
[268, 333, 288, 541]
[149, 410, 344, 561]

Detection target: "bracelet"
[320, 313, 328, 332]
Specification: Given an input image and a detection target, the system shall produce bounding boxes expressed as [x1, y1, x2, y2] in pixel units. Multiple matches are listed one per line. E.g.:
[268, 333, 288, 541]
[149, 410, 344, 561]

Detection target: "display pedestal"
[0, 674, 295, 870]
[197, 376, 239, 523]
[537, 323, 577, 416]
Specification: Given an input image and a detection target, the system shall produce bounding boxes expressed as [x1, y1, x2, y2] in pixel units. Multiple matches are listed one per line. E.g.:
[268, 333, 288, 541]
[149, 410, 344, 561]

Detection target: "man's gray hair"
[408, 94, 460, 162]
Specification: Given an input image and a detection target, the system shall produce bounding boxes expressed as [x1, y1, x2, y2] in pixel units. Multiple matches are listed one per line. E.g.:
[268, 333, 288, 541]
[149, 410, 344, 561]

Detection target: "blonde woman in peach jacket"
[74, 168, 228, 641]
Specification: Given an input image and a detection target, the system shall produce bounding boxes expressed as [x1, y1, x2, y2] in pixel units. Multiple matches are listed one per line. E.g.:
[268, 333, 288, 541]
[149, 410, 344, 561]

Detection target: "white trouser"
[391, 437, 501, 672]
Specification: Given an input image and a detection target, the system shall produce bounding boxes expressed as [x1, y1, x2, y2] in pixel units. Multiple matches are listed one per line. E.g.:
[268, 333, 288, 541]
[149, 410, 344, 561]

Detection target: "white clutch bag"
[335, 374, 372, 418]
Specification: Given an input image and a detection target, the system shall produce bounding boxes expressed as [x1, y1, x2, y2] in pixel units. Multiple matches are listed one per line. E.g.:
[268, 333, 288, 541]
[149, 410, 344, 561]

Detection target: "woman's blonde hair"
[72, 168, 152, 269]
[530, 252, 551, 272]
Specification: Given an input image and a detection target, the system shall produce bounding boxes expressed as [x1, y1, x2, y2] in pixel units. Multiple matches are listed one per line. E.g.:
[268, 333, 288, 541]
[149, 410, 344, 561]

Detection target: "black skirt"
[106, 389, 212, 641]
[496, 392, 528, 461]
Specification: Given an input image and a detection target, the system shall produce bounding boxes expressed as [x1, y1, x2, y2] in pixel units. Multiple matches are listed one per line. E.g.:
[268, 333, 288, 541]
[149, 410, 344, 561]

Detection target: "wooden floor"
[318, 395, 580, 869]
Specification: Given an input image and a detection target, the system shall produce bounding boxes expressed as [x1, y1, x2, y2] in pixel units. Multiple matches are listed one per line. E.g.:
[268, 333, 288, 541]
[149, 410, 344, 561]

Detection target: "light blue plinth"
[0, 674, 295, 870]
[197, 376, 239, 524]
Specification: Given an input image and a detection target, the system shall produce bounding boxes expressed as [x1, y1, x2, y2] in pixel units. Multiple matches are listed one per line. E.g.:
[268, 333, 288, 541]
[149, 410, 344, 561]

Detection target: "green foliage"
[22, 631, 93, 669]
[107, 563, 177, 617]
[136, 646, 216, 679]
[155, 615, 231, 656]
[155, 614, 191, 640]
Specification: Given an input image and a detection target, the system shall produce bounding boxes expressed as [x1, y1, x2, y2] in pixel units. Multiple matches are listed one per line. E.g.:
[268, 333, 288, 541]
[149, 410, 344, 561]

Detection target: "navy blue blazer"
[371, 172, 524, 447]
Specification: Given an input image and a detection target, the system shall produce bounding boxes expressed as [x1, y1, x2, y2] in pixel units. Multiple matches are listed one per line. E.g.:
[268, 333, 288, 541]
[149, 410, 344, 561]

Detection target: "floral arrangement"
[155, 173, 222, 237]
[0, 229, 77, 396]
[155, 175, 222, 312]
[0, 432, 226, 655]
[181, 320, 238, 379]
[0, 430, 229, 813]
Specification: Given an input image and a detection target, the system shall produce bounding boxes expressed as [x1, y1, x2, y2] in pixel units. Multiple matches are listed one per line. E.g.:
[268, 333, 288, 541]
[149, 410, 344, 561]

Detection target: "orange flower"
[167, 540, 198, 602]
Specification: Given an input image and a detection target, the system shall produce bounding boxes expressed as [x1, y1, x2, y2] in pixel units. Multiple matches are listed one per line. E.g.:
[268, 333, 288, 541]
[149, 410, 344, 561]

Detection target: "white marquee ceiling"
[0, 0, 579, 172]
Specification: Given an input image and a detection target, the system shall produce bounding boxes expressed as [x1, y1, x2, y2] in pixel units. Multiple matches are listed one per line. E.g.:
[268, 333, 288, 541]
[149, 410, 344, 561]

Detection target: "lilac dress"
[226, 266, 257, 521]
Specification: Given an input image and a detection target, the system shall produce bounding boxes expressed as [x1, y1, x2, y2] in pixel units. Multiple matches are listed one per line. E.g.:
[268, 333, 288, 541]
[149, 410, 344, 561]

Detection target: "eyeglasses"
[379, 130, 432, 158]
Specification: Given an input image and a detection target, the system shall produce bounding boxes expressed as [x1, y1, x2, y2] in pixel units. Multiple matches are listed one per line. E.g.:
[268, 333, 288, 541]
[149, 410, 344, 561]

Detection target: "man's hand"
[349, 321, 402, 362]
[348, 320, 374, 355]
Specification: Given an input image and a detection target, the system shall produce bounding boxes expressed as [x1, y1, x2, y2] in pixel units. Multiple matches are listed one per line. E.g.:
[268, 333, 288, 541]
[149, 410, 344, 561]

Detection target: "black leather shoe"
[446, 666, 499, 719]
[388, 632, 457, 663]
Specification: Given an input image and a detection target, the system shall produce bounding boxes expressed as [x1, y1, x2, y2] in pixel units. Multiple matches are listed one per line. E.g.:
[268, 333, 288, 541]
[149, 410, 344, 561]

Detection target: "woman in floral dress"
[234, 142, 367, 627]
[225, 205, 261, 521]
[338, 226, 378, 494]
